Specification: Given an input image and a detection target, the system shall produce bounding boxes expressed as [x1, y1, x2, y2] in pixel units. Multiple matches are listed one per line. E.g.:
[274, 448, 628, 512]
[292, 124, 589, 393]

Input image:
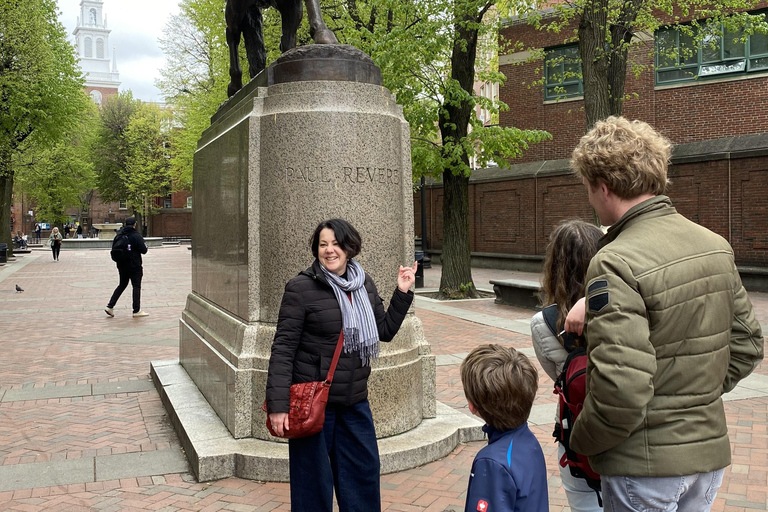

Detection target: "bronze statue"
[225, 0, 338, 97]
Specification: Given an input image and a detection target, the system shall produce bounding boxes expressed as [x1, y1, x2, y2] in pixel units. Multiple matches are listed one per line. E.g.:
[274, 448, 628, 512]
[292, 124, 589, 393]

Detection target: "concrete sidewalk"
[0, 247, 765, 511]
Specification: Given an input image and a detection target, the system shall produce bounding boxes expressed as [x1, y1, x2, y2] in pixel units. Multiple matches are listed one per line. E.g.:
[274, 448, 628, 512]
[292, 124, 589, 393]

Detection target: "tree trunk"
[607, 0, 643, 117]
[436, 10, 482, 299]
[607, 31, 631, 117]
[580, 0, 644, 129]
[439, 170, 476, 298]
[578, 0, 611, 131]
[0, 172, 14, 258]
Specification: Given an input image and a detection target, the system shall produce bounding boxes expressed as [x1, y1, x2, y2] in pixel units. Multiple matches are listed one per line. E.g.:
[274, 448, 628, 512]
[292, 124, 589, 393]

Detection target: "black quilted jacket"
[265, 260, 413, 412]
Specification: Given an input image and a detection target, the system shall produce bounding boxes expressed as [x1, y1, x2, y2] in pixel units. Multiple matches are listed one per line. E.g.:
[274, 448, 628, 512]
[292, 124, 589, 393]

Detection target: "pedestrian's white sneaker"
[105, 307, 114, 317]
[132, 310, 149, 318]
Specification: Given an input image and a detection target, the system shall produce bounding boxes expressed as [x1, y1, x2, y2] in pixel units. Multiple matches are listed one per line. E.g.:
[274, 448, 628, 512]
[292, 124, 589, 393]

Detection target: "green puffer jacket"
[570, 196, 763, 477]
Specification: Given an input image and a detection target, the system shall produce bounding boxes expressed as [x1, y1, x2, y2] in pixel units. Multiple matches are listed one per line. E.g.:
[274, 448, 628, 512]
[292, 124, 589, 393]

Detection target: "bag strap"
[324, 292, 353, 385]
[324, 331, 345, 385]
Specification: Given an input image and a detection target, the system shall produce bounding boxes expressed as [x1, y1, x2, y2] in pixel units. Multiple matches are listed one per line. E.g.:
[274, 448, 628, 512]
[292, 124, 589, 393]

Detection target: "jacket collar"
[301, 259, 332, 287]
[600, 195, 675, 249]
[482, 422, 526, 444]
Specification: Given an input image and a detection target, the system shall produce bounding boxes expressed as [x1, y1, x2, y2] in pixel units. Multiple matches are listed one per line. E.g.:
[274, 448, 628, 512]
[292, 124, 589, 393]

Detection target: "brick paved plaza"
[0, 246, 766, 511]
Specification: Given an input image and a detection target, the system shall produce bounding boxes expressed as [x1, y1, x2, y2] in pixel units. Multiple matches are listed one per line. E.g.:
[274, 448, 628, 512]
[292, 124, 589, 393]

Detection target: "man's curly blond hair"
[571, 116, 671, 199]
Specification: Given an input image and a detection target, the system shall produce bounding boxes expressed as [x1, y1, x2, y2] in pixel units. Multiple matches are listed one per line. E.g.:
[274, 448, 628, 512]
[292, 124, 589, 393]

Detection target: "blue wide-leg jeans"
[288, 399, 380, 512]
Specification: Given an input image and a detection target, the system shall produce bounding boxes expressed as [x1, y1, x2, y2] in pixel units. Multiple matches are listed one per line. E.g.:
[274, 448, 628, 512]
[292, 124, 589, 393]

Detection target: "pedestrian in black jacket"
[265, 218, 417, 512]
[104, 217, 149, 318]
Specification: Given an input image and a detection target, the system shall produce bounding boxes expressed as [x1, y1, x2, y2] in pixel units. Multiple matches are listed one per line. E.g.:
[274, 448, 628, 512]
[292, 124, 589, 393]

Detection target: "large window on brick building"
[656, 14, 768, 85]
[544, 44, 583, 100]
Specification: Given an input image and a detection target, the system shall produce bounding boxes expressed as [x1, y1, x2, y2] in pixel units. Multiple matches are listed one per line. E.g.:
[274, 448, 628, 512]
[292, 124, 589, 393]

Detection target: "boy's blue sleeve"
[464, 458, 516, 512]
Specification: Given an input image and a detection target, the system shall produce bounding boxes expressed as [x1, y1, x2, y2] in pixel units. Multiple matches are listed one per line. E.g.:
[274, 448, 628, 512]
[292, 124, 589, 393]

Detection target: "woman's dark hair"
[310, 219, 362, 259]
[539, 219, 603, 334]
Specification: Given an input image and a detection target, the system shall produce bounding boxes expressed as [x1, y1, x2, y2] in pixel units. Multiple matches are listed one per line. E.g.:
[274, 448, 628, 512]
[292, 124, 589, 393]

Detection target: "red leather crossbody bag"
[263, 330, 345, 439]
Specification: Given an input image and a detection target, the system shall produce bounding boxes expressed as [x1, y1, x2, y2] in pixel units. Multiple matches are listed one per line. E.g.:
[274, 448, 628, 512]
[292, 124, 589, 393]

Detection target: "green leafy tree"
[94, 92, 172, 229]
[94, 91, 137, 204]
[157, 0, 333, 188]
[520, 0, 768, 129]
[159, 0, 549, 298]
[0, 0, 87, 252]
[122, 102, 173, 229]
[157, 0, 230, 189]
[341, 0, 550, 298]
[14, 101, 99, 228]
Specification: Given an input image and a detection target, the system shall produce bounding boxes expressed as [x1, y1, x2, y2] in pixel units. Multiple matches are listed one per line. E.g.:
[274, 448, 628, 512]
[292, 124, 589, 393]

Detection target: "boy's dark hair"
[460, 345, 538, 431]
[310, 218, 362, 259]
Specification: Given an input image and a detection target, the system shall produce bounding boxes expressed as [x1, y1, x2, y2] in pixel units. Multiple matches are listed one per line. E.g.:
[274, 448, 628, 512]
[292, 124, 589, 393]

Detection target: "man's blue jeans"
[288, 399, 380, 512]
[601, 469, 724, 512]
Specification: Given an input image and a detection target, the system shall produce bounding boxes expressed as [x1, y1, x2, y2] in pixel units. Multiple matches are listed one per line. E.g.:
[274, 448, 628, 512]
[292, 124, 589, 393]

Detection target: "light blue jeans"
[601, 468, 724, 512]
[558, 444, 602, 512]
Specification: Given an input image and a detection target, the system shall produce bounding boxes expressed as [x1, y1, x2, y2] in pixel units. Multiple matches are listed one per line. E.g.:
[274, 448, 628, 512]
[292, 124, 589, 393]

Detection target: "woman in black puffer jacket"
[265, 218, 416, 512]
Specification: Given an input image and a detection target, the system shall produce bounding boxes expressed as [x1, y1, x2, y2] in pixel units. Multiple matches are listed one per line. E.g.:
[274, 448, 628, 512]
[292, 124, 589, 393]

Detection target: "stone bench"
[490, 278, 541, 310]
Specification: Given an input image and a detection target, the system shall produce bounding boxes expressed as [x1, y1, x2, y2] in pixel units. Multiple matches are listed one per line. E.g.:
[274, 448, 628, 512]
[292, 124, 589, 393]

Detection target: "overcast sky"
[57, 0, 182, 102]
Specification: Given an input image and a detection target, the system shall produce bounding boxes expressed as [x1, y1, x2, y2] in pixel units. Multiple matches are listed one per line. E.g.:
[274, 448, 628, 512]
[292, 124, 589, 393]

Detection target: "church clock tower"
[73, 0, 120, 105]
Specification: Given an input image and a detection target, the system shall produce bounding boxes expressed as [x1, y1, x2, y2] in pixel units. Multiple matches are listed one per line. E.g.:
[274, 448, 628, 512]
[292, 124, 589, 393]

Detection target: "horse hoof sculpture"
[225, 0, 339, 98]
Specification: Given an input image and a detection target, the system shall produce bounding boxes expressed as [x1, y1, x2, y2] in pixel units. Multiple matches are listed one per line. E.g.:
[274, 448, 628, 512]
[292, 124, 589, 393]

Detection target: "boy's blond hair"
[571, 116, 671, 199]
[460, 345, 538, 431]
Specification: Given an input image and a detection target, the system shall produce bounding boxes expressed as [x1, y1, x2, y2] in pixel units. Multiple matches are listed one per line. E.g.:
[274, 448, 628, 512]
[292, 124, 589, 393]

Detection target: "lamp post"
[420, 176, 431, 269]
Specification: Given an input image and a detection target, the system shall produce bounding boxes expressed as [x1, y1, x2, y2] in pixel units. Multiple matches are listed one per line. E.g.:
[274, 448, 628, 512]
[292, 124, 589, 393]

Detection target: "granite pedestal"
[152, 45, 483, 482]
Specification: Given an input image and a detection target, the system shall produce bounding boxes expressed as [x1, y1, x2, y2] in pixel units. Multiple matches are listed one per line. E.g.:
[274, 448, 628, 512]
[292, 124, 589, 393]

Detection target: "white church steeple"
[73, 0, 120, 104]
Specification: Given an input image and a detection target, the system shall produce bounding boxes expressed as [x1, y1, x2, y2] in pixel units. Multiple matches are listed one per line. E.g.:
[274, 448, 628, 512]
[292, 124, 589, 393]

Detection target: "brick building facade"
[416, 7, 768, 287]
[496, 4, 768, 158]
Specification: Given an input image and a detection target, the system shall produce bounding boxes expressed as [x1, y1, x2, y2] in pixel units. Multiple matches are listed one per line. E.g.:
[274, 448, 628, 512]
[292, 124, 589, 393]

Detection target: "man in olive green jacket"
[568, 116, 763, 512]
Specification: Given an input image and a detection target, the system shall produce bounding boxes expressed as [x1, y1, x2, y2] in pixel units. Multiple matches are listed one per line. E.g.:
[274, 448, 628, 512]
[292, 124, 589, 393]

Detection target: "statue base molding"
[151, 359, 484, 482]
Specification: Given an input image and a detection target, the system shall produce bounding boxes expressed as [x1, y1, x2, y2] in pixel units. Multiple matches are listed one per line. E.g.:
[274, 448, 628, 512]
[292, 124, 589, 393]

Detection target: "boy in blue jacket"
[460, 345, 548, 512]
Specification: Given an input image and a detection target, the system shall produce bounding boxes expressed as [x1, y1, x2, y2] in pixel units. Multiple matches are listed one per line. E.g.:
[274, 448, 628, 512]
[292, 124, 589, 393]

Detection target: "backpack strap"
[542, 304, 560, 337]
[542, 303, 584, 352]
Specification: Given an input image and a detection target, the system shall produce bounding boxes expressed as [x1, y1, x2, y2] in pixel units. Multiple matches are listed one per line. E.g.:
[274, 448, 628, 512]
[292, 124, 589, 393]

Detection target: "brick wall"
[470, 10, 768, 269]
[416, 154, 768, 267]
[87, 190, 128, 224]
[170, 191, 191, 209]
[150, 210, 191, 237]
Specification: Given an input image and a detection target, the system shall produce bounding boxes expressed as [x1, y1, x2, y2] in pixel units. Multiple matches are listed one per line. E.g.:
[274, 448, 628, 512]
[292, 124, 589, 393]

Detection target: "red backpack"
[542, 304, 602, 507]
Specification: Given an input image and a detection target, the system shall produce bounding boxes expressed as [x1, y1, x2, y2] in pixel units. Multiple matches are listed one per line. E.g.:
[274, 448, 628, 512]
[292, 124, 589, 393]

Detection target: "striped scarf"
[320, 259, 379, 366]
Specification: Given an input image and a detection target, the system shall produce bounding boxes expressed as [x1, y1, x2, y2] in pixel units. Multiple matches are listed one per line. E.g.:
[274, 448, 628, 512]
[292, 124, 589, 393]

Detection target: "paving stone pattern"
[0, 248, 765, 511]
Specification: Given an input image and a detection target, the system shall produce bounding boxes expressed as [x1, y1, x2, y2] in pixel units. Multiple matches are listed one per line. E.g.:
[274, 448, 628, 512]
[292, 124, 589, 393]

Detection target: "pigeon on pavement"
[15, 284, 24, 293]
